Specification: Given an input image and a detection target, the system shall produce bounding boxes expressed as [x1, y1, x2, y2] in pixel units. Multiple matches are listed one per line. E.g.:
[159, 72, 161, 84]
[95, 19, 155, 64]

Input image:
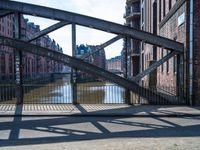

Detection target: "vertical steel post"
[177, 54, 184, 102]
[124, 38, 128, 79]
[125, 37, 130, 104]
[71, 23, 77, 104]
[14, 13, 23, 104]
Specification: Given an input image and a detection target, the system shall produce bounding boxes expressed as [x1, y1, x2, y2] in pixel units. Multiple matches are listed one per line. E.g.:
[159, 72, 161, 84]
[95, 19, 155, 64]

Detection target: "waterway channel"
[21, 76, 126, 104]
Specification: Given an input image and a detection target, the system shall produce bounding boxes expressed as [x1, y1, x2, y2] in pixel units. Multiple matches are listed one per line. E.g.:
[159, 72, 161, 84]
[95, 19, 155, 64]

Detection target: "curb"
[1, 112, 200, 117]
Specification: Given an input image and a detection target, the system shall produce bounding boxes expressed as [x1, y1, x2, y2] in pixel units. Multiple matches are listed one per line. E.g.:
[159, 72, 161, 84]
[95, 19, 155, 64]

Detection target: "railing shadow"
[7, 104, 23, 140]
[74, 104, 194, 116]
[0, 105, 200, 147]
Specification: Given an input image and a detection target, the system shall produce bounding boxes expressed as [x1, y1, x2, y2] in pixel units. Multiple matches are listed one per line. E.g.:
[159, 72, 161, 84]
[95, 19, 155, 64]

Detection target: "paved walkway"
[1, 104, 200, 149]
[0, 115, 200, 149]
[0, 104, 200, 116]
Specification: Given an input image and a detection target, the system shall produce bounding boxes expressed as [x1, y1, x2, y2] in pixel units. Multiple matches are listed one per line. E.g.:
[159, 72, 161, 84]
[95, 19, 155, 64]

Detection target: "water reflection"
[77, 82, 125, 104]
[1, 77, 125, 104]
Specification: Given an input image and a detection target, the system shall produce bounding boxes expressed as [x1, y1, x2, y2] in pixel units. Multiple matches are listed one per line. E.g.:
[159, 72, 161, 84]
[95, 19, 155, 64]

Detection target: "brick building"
[139, 0, 199, 105]
[106, 56, 122, 72]
[140, 0, 158, 87]
[123, 0, 141, 78]
[0, 14, 14, 81]
[76, 44, 106, 82]
[0, 14, 63, 83]
[88, 45, 106, 70]
[76, 44, 106, 69]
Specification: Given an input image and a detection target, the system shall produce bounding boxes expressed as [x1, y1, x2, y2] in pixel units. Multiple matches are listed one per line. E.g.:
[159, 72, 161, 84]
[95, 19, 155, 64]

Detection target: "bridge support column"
[71, 23, 77, 104]
[177, 54, 184, 103]
[125, 89, 131, 105]
[14, 13, 23, 105]
[124, 37, 131, 104]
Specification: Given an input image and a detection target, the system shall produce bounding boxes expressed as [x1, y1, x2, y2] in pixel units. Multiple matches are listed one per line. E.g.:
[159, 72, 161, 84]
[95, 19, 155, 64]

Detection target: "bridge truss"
[0, 0, 184, 105]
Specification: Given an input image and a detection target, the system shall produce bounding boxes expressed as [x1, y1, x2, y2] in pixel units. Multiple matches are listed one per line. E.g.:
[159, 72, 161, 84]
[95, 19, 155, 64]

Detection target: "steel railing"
[77, 83, 125, 104]
[130, 86, 185, 105]
[0, 82, 186, 105]
[0, 84, 16, 104]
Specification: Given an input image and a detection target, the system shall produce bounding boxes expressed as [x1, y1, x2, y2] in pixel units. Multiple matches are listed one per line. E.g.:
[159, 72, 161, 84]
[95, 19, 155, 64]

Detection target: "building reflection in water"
[1, 77, 125, 104]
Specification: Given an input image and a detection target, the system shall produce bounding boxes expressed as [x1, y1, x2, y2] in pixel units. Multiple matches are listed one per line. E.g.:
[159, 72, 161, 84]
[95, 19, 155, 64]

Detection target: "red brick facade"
[106, 56, 122, 72]
[0, 14, 14, 80]
[0, 15, 63, 83]
[140, 0, 200, 105]
[157, 1, 187, 95]
[123, 0, 140, 78]
[193, 0, 200, 104]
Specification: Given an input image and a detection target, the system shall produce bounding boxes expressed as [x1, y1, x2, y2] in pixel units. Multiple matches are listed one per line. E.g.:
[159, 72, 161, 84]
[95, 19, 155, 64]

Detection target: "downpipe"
[189, 0, 193, 105]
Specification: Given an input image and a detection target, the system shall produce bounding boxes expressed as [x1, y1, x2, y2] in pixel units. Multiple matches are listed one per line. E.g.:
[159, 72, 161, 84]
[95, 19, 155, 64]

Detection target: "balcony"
[126, 0, 140, 5]
[124, 11, 140, 21]
[131, 51, 140, 56]
[124, 4, 140, 20]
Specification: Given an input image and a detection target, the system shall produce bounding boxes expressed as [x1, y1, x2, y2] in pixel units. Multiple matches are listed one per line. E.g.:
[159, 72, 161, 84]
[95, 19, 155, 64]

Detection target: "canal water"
[22, 77, 126, 104]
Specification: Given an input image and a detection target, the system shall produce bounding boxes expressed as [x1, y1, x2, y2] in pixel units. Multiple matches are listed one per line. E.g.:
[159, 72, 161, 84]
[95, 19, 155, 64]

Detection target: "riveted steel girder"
[0, 36, 167, 103]
[28, 21, 70, 42]
[0, 9, 13, 18]
[0, 0, 184, 52]
[133, 51, 177, 82]
[81, 35, 122, 59]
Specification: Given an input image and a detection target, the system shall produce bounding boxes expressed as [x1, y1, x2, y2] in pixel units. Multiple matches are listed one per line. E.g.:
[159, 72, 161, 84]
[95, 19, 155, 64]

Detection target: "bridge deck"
[0, 104, 199, 116]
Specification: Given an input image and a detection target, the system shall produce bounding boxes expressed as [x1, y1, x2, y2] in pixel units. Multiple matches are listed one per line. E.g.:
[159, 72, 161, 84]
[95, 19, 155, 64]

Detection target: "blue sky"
[13, 0, 126, 59]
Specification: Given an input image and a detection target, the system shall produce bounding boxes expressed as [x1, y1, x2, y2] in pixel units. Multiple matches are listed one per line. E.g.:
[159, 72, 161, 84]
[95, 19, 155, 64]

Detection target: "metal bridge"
[0, 0, 184, 105]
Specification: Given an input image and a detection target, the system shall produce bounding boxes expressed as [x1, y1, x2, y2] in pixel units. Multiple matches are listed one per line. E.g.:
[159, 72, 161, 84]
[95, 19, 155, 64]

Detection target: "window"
[0, 54, 5, 75]
[80, 49, 84, 55]
[161, 49, 164, 72]
[173, 55, 177, 74]
[141, 8, 144, 24]
[163, 0, 166, 17]
[159, 0, 161, 22]
[166, 51, 169, 73]
[153, 1, 157, 34]
[169, 0, 172, 10]
[145, 55, 147, 69]
[142, 53, 144, 71]
[9, 55, 13, 74]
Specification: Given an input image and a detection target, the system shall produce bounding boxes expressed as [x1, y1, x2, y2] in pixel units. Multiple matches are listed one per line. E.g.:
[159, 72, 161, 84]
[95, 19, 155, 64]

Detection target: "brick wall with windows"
[123, 0, 140, 78]
[0, 14, 64, 82]
[157, 1, 188, 95]
[140, 0, 157, 87]
[0, 15, 14, 81]
[141, 0, 191, 97]
[193, 0, 200, 104]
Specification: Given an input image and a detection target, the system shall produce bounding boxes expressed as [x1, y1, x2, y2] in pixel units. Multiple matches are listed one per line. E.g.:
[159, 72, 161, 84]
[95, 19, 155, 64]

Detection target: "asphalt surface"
[0, 116, 200, 150]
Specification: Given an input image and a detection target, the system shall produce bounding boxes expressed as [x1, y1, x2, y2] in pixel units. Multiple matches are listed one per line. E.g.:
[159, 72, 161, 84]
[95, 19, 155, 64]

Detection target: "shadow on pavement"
[0, 104, 200, 147]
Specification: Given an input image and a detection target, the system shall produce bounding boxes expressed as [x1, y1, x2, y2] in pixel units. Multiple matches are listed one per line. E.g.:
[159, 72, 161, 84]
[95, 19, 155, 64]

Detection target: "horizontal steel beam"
[0, 9, 13, 18]
[0, 36, 166, 103]
[132, 51, 177, 82]
[0, 0, 184, 52]
[28, 21, 70, 42]
[81, 35, 122, 59]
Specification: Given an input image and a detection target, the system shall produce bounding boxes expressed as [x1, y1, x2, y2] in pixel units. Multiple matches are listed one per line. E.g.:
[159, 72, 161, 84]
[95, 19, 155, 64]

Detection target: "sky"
[13, 0, 126, 59]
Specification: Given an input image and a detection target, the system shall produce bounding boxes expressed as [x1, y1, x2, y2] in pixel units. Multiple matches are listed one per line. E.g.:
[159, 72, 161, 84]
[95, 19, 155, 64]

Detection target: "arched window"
[32, 59, 34, 74]
[9, 54, 13, 74]
[0, 53, 5, 75]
